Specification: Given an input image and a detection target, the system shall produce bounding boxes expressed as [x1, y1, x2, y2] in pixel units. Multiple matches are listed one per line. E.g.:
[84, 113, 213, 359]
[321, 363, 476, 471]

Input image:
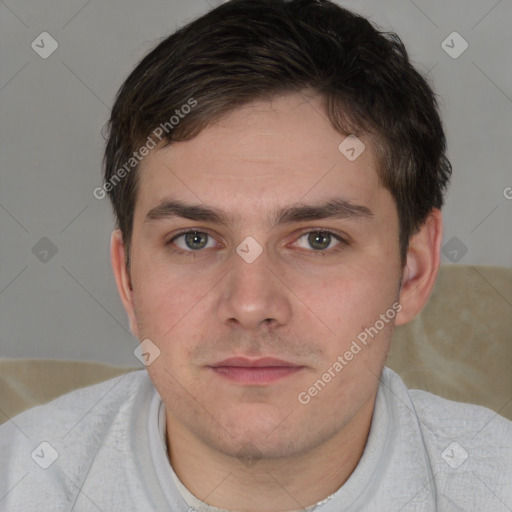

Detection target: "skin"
[111, 91, 443, 512]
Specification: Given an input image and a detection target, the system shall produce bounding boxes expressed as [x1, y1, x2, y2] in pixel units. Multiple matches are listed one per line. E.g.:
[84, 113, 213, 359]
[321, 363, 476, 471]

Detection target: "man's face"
[125, 92, 403, 460]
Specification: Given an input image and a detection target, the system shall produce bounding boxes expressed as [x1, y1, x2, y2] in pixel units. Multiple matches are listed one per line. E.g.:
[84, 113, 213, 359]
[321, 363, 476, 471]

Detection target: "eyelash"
[165, 229, 349, 257]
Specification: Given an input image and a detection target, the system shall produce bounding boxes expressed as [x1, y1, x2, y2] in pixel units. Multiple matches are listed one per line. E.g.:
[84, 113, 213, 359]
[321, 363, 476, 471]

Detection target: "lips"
[208, 357, 304, 384]
[209, 356, 301, 368]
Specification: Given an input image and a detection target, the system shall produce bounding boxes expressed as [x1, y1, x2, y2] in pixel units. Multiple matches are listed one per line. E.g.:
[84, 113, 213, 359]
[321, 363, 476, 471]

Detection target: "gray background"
[1, 0, 511, 365]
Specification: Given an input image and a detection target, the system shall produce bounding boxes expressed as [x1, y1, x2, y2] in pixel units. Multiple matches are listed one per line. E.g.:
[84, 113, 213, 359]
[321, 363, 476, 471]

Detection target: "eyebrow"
[144, 197, 374, 228]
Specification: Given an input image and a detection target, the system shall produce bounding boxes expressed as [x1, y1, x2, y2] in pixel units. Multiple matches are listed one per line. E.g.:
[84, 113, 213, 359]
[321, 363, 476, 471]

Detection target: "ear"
[110, 229, 139, 338]
[395, 208, 443, 326]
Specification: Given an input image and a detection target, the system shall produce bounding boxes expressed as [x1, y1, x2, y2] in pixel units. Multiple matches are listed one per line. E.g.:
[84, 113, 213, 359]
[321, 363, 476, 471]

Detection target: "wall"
[1, 0, 511, 364]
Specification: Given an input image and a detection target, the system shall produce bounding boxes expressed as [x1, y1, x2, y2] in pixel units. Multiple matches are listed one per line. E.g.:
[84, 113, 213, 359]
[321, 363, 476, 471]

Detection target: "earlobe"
[395, 209, 443, 326]
[110, 229, 139, 338]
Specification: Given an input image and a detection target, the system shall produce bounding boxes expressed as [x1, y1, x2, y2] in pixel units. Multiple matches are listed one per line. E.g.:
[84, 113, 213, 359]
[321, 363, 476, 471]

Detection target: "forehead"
[134, 92, 385, 224]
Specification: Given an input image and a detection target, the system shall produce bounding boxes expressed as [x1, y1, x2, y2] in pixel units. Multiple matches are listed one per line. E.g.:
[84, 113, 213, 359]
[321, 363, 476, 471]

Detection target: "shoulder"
[0, 369, 150, 511]
[381, 367, 512, 445]
[383, 368, 512, 508]
[408, 385, 512, 452]
[1, 369, 148, 439]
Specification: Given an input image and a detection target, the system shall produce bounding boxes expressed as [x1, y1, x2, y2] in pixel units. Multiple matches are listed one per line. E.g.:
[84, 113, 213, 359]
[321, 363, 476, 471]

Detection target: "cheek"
[299, 271, 399, 384]
[308, 265, 397, 330]
[131, 264, 201, 340]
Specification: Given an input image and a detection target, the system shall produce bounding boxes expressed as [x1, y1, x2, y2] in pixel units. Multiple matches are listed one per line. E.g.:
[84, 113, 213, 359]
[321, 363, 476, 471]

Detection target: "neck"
[165, 397, 376, 512]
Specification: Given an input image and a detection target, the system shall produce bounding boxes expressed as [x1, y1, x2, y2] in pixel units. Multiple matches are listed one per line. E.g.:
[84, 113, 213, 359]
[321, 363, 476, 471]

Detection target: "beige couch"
[1, 264, 511, 424]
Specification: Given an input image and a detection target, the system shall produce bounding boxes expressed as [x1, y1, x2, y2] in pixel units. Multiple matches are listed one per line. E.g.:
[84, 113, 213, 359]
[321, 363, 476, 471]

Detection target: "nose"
[216, 243, 292, 332]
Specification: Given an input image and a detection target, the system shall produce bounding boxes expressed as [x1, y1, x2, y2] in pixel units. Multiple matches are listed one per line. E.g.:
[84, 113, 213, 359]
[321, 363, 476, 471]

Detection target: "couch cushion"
[388, 264, 512, 420]
[0, 359, 135, 425]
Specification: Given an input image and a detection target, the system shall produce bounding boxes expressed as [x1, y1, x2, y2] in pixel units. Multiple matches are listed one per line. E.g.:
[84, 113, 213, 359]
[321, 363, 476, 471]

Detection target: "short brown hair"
[103, 0, 452, 270]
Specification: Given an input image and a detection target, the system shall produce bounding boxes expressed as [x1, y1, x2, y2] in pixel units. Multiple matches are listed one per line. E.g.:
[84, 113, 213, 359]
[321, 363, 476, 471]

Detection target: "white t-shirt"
[1, 367, 511, 511]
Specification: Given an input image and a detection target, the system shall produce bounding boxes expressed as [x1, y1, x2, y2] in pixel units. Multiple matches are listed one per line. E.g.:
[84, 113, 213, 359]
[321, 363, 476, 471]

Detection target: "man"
[1, 0, 511, 510]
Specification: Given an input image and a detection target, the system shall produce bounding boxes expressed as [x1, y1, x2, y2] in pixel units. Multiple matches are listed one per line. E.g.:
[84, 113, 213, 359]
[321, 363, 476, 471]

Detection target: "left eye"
[294, 230, 345, 252]
[169, 231, 217, 251]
